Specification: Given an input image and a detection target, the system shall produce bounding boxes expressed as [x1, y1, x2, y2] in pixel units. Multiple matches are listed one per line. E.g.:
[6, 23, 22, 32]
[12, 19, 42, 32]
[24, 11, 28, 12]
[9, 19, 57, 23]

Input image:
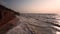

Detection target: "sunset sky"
[0, 0, 60, 14]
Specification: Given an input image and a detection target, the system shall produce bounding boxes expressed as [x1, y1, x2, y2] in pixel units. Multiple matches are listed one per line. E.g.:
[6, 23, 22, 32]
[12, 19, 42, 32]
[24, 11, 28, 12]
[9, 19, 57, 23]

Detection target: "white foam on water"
[56, 32, 60, 34]
[55, 15, 60, 34]
[53, 26, 60, 34]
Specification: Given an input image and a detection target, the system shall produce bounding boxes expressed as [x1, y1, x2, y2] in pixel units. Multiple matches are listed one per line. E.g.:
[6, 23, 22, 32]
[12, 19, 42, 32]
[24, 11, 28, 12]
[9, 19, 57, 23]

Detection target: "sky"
[0, 0, 60, 14]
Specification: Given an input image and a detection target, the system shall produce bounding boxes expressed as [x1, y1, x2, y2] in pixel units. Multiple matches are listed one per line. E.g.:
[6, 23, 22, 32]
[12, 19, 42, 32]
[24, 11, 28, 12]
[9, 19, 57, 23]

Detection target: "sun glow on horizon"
[0, 0, 60, 14]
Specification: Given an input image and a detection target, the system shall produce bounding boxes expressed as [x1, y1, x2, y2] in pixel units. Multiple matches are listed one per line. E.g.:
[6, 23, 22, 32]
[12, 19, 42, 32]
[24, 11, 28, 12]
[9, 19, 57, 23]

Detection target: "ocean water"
[7, 13, 60, 34]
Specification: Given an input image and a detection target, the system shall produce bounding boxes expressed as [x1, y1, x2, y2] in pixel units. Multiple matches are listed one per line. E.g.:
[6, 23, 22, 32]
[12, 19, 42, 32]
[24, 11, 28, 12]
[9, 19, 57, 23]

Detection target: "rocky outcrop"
[0, 5, 20, 34]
